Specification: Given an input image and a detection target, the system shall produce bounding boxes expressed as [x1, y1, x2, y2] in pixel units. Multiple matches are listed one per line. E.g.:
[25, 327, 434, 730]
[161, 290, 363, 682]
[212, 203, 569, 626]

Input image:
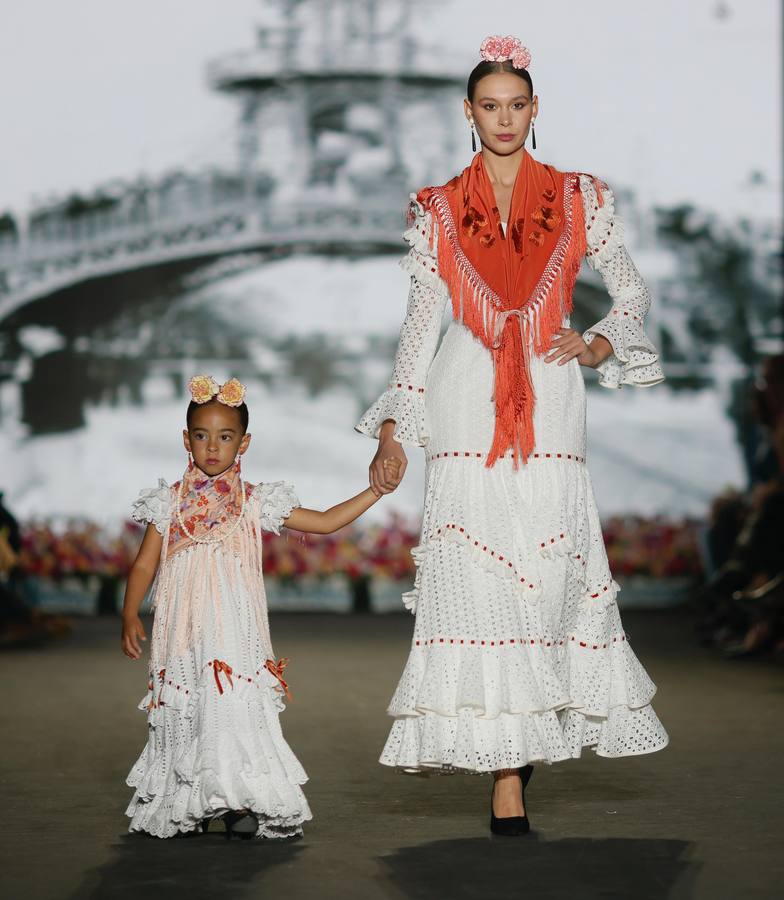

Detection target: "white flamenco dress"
[357, 176, 669, 772]
[125, 478, 312, 837]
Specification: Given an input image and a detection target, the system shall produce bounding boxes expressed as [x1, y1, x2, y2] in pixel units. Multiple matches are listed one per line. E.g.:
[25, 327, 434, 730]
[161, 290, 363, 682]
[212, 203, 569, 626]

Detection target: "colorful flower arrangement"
[17, 515, 422, 582]
[19, 519, 144, 580]
[602, 515, 703, 578]
[17, 514, 704, 584]
[188, 375, 246, 407]
[263, 514, 420, 582]
[479, 36, 532, 70]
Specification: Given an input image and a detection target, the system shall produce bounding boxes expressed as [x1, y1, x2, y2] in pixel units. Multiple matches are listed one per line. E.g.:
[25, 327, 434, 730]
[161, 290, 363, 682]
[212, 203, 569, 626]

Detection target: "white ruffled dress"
[357, 176, 669, 772]
[125, 479, 312, 838]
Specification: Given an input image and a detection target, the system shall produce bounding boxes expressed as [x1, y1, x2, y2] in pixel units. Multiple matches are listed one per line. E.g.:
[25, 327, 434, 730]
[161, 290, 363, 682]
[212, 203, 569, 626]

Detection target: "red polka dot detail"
[429, 450, 585, 464]
[413, 634, 627, 650]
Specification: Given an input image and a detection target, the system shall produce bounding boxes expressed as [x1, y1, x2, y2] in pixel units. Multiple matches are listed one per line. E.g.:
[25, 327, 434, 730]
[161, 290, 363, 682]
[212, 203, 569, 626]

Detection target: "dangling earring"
[187, 451, 194, 470]
[470, 121, 477, 152]
[531, 120, 537, 150]
[234, 452, 242, 473]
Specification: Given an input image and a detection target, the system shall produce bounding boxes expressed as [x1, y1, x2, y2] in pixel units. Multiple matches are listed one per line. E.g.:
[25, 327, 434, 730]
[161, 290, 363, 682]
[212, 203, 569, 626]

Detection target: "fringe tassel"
[488, 320, 535, 466]
[421, 176, 586, 468]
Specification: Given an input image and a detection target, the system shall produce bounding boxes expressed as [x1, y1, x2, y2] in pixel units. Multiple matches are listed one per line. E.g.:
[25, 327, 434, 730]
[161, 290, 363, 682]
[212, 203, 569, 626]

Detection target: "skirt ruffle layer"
[126, 663, 311, 839]
[381, 452, 668, 772]
[381, 703, 668, 773]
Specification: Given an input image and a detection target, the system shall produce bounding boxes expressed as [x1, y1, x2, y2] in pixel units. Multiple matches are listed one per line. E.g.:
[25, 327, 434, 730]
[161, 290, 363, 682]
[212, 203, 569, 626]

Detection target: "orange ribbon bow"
[265, 657, 292, 700]
[212, 659, 234, 695]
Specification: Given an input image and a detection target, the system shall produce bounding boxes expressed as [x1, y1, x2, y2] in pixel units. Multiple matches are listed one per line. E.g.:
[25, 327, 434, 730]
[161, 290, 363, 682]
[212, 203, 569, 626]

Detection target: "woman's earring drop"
[470, 121, 477, 152]
[531, 120, 537, 150]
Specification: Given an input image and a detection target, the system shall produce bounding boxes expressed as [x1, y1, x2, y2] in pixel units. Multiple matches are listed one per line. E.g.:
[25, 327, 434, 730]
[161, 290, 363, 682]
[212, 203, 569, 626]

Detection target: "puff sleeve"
[253, 481, 300, 535]
[131, 480, 172, 535]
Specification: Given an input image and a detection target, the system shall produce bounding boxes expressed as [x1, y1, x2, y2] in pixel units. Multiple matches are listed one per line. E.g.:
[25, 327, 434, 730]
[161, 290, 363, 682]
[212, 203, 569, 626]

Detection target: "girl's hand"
[370, 460, 402, 497]
[382, 457, 403, 491]
[121, 614, 147, 660]
[544, 328, 599, 367]
[370, 425, 407, 495]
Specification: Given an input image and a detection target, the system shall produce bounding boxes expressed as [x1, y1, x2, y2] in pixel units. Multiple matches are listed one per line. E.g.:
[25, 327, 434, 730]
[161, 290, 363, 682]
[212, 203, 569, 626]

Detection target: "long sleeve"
[355, 197, 449, 447]
[579, 175, 664, 389]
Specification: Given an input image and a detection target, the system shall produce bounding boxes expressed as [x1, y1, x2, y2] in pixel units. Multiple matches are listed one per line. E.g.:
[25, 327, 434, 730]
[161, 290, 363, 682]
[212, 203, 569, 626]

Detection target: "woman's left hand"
[544, 328, 599, 368]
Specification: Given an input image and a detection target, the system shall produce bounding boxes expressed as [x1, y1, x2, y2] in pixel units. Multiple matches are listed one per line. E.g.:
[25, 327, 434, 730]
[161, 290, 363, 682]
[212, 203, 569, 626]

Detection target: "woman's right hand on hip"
[370, 422, 407, 495]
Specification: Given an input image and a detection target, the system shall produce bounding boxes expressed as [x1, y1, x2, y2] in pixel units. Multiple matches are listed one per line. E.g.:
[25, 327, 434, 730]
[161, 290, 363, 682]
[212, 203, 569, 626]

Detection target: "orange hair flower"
[217, 378, 246, 407]
[189, 375, 219, 404]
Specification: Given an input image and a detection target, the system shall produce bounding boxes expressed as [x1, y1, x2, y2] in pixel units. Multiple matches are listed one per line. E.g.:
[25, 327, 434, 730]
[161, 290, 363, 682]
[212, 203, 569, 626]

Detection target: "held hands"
[544, 328, 602, 368]
[370, 423, 407, 495]
[370, 458, 403, 497]
[121, 614, 147, 660]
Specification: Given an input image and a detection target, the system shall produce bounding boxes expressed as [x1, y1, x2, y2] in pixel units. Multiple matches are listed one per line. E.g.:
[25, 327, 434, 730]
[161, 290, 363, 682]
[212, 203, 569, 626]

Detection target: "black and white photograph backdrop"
[0, 2, 781, 898]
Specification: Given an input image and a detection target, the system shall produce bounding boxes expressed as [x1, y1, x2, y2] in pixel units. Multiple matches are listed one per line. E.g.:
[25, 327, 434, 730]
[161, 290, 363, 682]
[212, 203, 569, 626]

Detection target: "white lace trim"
[355, 386, 429, 448]
[583, 264, 665, 389]
[404, 523, 618, 618]
[585, 327, 665, 389]
[127, 659, 311, 839]
[580, 175, 625, 270]
[579, 177, 665, 389]
[356, 197, 448, 447]
[132, 479, 171, 534]
[400, 198, 448, 296]
[380, 703, 669, 772]
[252, 481, 300, 535]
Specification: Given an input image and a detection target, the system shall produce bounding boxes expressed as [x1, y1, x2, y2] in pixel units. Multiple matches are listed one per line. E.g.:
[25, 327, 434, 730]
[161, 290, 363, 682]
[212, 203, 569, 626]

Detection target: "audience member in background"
[0, 491, 69, 646]
[698, 354, 784, 656]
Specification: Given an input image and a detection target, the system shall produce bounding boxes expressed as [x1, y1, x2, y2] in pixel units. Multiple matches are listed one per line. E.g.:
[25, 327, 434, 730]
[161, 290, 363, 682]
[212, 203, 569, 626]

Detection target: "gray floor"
[0, 610, 781, 900]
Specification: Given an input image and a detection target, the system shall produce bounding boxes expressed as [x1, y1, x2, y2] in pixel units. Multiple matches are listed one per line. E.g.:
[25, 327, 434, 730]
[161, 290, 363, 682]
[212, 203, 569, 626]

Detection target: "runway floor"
[1, 610, 782, 900]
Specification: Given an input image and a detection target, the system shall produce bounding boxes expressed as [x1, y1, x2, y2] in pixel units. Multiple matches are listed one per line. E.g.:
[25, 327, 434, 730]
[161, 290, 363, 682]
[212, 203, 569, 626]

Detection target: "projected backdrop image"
[0, 0, 780, 616]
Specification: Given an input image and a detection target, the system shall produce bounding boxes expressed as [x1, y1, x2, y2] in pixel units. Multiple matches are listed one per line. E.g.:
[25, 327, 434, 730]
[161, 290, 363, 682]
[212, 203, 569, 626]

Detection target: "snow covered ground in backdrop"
[2, 255, 745, 523]
[1, 382, 743, 525]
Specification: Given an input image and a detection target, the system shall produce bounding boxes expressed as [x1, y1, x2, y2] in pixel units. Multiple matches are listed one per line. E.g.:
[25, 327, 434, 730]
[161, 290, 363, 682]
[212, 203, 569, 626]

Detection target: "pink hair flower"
[480, 36, 505, 61]
[479, 35, 531, 70]
[511, 46, 532, 70]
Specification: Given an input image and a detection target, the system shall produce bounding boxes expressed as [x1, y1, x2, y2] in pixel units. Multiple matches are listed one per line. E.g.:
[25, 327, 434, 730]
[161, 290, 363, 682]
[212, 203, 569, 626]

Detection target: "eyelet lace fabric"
[126, 480, 311, 838]
[359, 186, 668, 773]
[132, 479, 172, 535]
[253, 481, 300, 535]
[579, 176, 665, 389]
[355, 199, 448, 447]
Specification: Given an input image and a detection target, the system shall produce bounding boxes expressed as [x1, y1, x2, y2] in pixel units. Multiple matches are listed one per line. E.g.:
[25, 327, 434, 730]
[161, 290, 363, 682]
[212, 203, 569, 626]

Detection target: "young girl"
[122, 375, 396, 840]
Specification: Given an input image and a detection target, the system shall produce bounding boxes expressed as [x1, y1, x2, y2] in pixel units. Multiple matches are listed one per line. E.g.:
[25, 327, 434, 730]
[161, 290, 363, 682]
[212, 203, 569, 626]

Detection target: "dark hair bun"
[467, 59, 533, 101]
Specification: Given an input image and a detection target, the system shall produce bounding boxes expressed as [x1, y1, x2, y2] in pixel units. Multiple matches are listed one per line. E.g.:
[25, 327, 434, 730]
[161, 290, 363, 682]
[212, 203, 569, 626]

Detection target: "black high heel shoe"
[490, 765, 533, 836]
[222, 810, 259, 840]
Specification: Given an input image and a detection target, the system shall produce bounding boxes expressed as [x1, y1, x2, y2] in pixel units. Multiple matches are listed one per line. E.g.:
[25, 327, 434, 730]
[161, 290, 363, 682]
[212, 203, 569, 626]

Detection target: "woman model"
[357, 36, 668, 836]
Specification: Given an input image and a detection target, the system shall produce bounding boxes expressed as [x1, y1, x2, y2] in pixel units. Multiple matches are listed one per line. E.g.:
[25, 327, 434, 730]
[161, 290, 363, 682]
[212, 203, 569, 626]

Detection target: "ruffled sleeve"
[579, 175, 665, 389]
[398, 196, 449, 297]
[131, 479, 172, 535]
[253, 481, 300, 535]
[355, 195, 449, 447]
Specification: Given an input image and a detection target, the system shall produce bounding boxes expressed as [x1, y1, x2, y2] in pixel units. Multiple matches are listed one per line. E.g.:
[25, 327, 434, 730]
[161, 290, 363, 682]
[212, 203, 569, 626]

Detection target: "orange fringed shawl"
[416, 151, 589, 467]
